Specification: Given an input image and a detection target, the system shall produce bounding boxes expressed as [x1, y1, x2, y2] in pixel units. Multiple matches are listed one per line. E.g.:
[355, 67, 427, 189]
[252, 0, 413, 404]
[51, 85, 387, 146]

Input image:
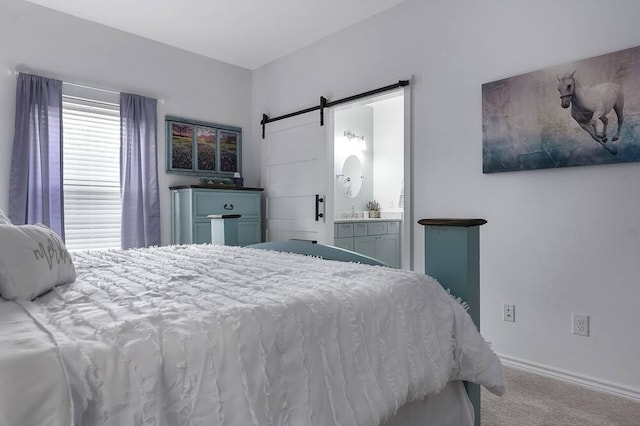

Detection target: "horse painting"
[557, 71, 624, 155]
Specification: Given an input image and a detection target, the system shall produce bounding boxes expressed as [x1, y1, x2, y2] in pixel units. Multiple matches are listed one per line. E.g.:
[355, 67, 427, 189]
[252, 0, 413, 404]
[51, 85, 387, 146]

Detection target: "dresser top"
[170, 185, 264, 191]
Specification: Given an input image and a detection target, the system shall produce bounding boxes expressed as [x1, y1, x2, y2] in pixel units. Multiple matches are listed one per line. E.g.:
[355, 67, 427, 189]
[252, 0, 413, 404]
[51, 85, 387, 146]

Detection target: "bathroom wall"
[371, 95, 404, 212]
[334, 106, 373, 214]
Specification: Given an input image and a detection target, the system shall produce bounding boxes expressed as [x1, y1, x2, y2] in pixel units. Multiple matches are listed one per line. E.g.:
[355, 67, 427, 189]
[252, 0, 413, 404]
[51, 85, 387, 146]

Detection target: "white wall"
[252, 0, 640, 396]
[0, 0, 254, 246]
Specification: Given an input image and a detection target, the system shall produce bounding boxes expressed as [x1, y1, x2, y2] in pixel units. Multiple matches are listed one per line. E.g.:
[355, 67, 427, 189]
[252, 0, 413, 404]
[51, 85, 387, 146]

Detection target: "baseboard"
[498, 353, 640, 402]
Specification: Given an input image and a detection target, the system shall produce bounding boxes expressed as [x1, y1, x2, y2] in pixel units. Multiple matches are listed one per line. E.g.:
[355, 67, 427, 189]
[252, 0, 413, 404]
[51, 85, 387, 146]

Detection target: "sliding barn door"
[263, 113, 332, 243]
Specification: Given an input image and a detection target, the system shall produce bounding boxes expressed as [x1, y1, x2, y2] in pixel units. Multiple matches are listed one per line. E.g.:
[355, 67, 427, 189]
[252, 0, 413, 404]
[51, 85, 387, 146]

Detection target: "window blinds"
[62, 95, 121, 250]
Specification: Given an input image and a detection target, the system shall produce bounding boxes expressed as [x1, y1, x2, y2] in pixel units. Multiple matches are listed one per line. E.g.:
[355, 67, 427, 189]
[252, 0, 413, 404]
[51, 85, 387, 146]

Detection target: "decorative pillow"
[0, 224, 76, 300]
[0, 209, 11, 225]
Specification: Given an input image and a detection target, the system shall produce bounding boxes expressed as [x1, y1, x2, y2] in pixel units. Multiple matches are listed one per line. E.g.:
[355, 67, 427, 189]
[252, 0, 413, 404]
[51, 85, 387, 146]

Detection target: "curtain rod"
[260, 79, 409, 139]
[63, 81, 165, 105]
[7, 69, 165, 104]
[63, 81, 120, 96]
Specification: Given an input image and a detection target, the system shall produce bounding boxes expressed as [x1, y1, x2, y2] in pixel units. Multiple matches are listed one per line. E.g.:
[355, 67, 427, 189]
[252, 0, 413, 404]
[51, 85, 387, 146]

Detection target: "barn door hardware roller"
[260, 80, 409, 139]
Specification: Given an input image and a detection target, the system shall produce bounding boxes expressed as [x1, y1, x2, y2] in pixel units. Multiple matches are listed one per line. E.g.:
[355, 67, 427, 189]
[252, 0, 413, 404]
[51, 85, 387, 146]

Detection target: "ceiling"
[24, 0, 405, 70]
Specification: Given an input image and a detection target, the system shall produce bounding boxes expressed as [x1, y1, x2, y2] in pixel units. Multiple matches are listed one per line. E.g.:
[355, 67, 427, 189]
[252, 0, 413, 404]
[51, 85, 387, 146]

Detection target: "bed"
[0, 222, 505, 426]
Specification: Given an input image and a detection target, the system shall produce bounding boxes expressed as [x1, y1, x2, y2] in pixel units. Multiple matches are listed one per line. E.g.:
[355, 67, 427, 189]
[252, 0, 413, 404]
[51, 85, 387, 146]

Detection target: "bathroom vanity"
[334, 218, 401, 268]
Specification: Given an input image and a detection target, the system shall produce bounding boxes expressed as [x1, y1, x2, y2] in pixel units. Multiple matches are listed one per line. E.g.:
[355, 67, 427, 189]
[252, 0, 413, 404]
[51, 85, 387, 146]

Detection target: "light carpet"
[482, 367, 640, 426]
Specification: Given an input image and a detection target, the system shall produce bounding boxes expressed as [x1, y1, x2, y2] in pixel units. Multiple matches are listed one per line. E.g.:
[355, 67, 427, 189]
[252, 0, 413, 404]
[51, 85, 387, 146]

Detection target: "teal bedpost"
[418, 218, 487, 426]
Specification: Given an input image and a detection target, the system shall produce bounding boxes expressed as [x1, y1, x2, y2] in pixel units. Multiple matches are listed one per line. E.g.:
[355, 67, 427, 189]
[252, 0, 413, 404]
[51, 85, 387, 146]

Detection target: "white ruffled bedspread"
[0, 244, 505, 426]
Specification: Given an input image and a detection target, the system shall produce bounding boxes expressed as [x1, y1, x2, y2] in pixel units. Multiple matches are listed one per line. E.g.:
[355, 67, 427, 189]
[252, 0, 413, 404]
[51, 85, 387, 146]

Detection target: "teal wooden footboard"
[419, 218, 487, 426]
[246, 240, 388, 267]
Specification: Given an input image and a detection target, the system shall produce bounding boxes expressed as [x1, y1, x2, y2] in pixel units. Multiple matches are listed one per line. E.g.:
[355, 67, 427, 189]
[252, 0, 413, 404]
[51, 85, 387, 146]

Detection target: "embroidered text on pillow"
[0, 224, 76, 300]
[33, 233, 73, 270]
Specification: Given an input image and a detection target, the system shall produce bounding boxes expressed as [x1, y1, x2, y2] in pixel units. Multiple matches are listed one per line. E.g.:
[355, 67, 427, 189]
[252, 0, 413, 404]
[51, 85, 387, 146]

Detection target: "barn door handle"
[224, 203, 234, 210]
[315, 194, 324, 221]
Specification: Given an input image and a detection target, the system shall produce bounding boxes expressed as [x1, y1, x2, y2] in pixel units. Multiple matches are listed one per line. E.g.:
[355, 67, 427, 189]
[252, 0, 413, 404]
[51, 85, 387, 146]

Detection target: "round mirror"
[339, 155, 363, 198]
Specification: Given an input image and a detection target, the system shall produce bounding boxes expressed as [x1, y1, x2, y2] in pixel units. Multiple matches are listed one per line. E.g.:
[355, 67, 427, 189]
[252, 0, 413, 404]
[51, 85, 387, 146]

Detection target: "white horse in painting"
[557, 70, 624, 155]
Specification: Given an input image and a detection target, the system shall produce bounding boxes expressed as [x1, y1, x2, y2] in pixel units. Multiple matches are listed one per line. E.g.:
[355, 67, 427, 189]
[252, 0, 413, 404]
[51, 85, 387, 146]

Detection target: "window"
[62, 87, 121, 250]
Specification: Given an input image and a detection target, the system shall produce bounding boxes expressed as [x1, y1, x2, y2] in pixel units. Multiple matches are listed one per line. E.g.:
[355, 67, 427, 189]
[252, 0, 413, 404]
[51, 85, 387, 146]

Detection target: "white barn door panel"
[263, 113, 330, 243]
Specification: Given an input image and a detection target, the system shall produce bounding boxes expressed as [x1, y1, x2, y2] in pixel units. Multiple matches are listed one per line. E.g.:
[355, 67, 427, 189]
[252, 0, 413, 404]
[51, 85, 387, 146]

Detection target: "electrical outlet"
[503, 304, 515, 322]
[572, 313, 589, 336]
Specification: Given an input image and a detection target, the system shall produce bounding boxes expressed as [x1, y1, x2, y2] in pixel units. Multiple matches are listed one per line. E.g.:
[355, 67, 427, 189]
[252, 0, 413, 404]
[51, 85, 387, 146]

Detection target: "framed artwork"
[166, 116, 241, 176]
[482, 45, 640, 173]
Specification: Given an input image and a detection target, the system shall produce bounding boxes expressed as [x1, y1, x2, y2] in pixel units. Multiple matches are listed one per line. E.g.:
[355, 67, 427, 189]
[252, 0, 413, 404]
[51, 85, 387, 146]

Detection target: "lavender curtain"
[9, 73, 65, 238]
[120, 93, 160, 249]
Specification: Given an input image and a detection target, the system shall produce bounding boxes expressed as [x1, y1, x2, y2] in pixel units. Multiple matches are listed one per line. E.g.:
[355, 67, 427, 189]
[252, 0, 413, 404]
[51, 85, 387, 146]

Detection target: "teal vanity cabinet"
[334, 222, 355, 251]
[334, 220, 401, 268]
[171, 186, 263, 246]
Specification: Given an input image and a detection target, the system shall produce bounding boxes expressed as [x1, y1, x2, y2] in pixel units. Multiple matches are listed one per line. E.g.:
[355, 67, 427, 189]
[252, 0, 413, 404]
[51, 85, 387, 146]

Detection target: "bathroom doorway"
[332, 89, 411, 269]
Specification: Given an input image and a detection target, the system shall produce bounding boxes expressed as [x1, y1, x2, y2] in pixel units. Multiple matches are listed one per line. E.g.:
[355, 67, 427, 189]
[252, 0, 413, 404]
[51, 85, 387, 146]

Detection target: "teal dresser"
[171, 186, 263, 246]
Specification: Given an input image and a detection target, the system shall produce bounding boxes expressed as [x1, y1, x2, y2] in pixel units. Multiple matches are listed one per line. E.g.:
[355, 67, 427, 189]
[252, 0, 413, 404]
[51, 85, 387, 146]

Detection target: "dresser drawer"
[193, 190, 259, 218]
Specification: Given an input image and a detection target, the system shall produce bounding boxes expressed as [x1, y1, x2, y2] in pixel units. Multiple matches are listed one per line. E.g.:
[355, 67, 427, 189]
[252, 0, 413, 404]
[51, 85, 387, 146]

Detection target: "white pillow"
[0, 224, 76, 300]
[0, 209, 11, 225]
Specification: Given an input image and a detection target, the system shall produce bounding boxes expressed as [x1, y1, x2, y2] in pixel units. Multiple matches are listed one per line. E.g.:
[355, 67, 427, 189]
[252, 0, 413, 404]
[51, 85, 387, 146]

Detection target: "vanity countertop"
[334, 217, 402, 223]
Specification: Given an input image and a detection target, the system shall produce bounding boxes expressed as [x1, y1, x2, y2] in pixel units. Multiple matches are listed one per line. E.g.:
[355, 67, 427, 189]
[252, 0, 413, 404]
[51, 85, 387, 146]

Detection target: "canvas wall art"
[165, 116, 242, 177]
[482, 45, 640, 173]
